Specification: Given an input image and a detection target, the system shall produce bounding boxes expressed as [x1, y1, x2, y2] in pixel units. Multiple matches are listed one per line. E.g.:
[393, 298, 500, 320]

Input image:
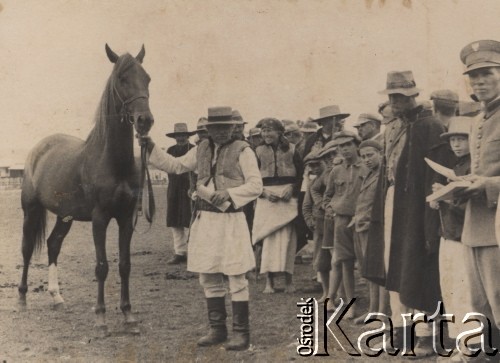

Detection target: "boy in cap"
[352, 139, 388, 323]
[456, 39, 500, 357]
[247, 128, 263, 150]
[302, 150, 330, 301]
[428, 116, 475, 361]
[323, 131, 368, 316]
[164, 123, 196, 264]
[309, 140, 343, 303]
[139, 107, 262, 351]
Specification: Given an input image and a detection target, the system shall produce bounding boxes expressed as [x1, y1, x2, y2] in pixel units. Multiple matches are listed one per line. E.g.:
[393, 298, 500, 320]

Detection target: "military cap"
[353, 113, 382, 128]
[460, 40, 500, 74]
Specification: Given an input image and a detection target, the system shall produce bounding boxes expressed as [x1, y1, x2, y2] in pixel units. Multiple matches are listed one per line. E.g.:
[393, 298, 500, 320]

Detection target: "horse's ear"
[136, 45, 145, 64]
[105, 43, 119, 63]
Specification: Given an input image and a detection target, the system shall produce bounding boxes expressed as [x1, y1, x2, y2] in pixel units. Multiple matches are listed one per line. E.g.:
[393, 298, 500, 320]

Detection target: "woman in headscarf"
[252, 118, 303, 293]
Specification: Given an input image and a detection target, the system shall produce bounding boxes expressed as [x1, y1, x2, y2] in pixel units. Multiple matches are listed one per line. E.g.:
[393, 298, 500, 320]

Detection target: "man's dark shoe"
[167, 254, 187, 265]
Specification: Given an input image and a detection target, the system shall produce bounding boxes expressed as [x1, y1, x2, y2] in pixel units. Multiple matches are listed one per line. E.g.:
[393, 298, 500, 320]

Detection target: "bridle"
[112, 82, 149, 125]
[113, 81, 155, 229]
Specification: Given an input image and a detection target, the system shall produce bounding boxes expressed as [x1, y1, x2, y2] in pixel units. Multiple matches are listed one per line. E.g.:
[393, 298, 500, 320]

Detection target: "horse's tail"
[32, 203, 47, 254]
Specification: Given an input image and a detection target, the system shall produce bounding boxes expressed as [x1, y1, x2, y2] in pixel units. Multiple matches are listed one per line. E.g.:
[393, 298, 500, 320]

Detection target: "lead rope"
[133, 142, 156, 232]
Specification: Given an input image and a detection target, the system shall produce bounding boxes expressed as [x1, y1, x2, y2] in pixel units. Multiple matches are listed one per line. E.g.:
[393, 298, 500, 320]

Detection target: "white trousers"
[170, 227, 188, 255]
[199, 273, 249, 301]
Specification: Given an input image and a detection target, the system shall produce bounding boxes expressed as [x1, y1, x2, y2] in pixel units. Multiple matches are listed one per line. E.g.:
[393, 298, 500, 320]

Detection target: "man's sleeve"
[149, 145, 197, 174]
[226, 147, 263, 209]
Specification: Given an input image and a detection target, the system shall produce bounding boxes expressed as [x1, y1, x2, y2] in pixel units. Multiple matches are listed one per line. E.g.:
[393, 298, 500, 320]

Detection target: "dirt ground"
[0, 187, 416, 362]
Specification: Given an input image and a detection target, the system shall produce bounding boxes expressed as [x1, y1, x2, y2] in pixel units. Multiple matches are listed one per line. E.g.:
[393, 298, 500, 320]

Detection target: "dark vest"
[255, 144, 297, 178]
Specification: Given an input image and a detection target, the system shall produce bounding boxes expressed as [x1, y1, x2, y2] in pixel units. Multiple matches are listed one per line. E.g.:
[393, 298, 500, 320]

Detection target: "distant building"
[9, 164, 25, 178]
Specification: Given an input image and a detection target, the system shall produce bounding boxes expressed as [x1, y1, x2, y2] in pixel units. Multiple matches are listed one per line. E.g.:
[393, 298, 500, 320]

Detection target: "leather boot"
[197, 297, 228, 346]
[225, 301, 250, 351]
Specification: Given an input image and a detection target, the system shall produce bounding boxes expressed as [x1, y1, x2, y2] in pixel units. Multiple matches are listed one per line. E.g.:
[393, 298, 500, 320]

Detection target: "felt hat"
[165, 123, 196, 138]
[378, 70, 421, 96]
[196, 117, 208, 131]
[359, 139, 383, 152]
[460, 40, 500, 74]
[232, 109, 247, 124]
[206, 107, 243, 126]
[300, 121, 319, 133]
[353, 113, 382, 128]
[440, 116, 472, 139]
[313, 105, 350, 123]
[430, 90, 459, 105]
[332, 130, 362, 146]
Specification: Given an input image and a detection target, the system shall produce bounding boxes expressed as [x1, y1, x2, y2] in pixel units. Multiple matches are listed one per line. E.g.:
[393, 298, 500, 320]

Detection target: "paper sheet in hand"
[197, 184, 231, 212]
[426, 180, 471, 202]
[424, 157, 461, 181]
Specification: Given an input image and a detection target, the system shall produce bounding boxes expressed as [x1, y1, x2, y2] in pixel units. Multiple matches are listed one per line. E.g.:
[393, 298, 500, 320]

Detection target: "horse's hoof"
[95, 324, 110, 338]
[124, 321, 140, 335]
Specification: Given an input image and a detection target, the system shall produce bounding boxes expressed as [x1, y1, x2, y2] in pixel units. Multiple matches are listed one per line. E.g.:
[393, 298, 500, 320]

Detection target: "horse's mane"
[85, 54, 138, 149]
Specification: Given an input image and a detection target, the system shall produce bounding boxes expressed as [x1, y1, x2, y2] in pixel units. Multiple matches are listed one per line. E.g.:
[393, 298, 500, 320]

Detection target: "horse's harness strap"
[113, 82, 149, 124]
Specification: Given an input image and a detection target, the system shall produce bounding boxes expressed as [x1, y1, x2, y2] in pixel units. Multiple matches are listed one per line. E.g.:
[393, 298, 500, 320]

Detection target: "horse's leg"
[47, 216, 73, 308]
[117, 215, 139, 333]
[92, 208, 111, 337]
[18, 201, 46, 307]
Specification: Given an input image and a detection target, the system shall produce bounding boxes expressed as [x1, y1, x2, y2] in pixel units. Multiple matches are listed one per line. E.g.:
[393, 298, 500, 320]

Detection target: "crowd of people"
[139, 39, 500, 361]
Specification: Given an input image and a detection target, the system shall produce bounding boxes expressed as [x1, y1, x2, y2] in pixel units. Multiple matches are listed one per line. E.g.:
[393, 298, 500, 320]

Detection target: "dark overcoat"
[365, 106, 449, 312]
[166, 143, 194, 228]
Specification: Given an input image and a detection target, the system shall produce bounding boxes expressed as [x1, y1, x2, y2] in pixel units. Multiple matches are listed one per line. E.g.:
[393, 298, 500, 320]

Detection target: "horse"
[18, 44, 155, 336]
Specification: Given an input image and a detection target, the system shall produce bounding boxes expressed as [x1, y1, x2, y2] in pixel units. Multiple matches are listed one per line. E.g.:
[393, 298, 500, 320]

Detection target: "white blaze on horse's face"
[106, 44, 154, 136]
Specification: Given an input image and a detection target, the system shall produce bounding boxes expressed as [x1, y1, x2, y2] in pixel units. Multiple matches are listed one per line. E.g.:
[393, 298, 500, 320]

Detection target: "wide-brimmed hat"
[206, 107, 243, 126]
[196, 117, 208, 131]
[440, 116, 472, 140]
[332, 130, 362, 146]
[353, 113, 382, 128]
[378, 70, 421, 97]
[318, 140, 338, 158]
[232, 109, 247, 125]
[313, 105, 350, 123]
[165, 123, 196, 138]
[300, 121, 319, 133]
[460, 40, 500, 74]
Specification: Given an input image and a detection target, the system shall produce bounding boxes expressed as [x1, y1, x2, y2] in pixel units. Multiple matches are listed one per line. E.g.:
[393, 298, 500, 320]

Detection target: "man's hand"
[210, 190, 231, 206]
[455, 174, 487, 199]
[136, 134, 155, 154]
[429, 200, 440, 210]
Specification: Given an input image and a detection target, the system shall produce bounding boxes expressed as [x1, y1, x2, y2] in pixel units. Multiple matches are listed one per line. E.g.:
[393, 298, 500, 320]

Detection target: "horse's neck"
[84, 107, 135, 179]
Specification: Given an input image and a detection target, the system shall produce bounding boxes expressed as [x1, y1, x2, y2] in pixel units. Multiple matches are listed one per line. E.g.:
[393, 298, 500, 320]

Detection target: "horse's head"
[106, 44, 154, 136]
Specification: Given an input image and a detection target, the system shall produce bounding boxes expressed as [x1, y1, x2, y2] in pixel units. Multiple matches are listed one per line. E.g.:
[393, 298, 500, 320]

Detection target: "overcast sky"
[1, 0, 499, 163]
